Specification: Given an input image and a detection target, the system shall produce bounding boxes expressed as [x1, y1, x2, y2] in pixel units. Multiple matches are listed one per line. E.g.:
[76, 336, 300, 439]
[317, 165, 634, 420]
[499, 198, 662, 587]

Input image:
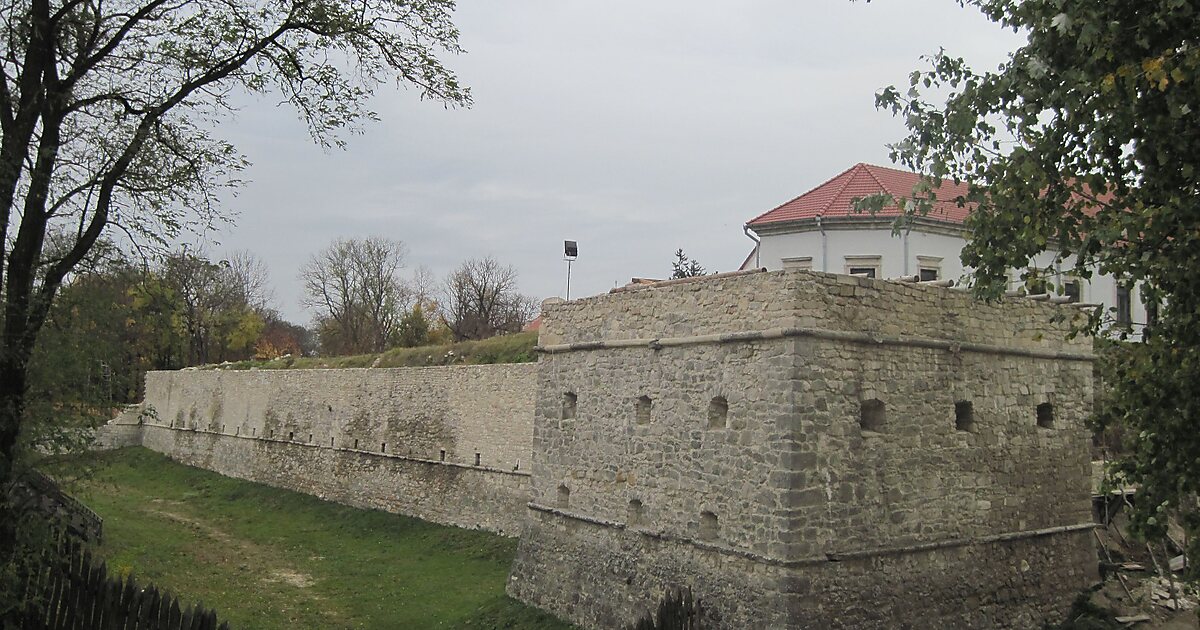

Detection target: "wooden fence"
[20, 541, 230, 630]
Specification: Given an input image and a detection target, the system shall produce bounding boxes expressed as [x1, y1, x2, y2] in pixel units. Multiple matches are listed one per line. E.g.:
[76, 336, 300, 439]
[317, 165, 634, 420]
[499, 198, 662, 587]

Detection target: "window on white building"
[1062, 279, 1081, 303]
[916, 255, 942, 282]
[782, 256, 812, 270]
[844, 256, 881, 278]
[1116, 284, 1132, 327]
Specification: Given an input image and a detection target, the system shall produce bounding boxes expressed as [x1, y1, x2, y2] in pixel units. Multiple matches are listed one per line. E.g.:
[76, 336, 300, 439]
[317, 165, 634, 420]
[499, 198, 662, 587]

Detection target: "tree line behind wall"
[30, 238, 537, 413]
[301, 237, 537, 356]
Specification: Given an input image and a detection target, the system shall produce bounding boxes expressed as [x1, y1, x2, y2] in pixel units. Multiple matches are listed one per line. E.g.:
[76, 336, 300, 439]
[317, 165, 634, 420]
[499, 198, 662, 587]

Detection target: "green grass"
[44, 447, 571, 630]
[210, 331, 538, 371]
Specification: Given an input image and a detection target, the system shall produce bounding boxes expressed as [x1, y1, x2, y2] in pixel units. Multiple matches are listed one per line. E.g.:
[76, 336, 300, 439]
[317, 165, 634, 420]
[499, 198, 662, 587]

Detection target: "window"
[1025, 275, 1048, 295]
[917, 255, 942, 282]
[955, 401, 974, 432]
[556, 485, 570, 509]
[1062, 279, 1081, 303]
[707, 396, 729, 429]
[474, 452, 481, 466]
[635, 396, 652, 425]
[628, 499, 644, 526]
[1037, 403, 1055, 429]
[844, 256, 881, 278]
[699, 511, 719, 541]
[860, 399, 886, 433]
[782, 256, 813, 270]
[562, 392, 577, 420]
[1116, 285, 1132, 326]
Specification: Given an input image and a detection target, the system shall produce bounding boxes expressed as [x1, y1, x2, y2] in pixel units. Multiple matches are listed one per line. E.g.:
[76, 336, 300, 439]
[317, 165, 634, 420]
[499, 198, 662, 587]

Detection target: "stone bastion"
[506, 269, 1098, 629]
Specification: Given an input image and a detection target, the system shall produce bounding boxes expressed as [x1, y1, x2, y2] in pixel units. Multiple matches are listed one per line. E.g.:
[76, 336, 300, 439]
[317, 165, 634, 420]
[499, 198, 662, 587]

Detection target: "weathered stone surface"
[507, 269, 1098, 629]
[100, 363, 536, 536]
[95, 269, 1100, 628]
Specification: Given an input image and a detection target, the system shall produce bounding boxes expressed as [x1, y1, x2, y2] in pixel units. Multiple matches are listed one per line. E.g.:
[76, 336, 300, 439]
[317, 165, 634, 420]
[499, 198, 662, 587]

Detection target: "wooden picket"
[19, 540, 231, 630]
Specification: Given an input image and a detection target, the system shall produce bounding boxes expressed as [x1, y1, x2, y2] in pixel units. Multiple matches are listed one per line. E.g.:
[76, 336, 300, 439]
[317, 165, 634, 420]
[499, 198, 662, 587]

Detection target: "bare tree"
[301, 237, 410, 355]
[225, 251, 274, 313]
[442, 257, 536, 341]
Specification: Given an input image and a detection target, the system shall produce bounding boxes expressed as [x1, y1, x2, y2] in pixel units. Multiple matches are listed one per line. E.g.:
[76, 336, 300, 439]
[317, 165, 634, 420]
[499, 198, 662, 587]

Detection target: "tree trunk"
[0, 357, 28, 570]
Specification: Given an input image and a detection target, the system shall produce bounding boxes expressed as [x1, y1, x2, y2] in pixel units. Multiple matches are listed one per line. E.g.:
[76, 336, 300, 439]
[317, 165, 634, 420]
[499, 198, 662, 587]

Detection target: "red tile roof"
[746, 163, 975, 227]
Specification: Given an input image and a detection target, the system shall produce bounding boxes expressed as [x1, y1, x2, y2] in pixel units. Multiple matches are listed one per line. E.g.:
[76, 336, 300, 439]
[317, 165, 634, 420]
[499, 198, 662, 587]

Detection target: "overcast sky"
[200, 0, 1024, 324]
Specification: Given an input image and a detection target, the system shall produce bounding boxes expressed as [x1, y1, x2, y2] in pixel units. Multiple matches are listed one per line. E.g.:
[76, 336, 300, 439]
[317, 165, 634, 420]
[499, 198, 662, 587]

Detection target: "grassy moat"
[44, 447, 572, 629]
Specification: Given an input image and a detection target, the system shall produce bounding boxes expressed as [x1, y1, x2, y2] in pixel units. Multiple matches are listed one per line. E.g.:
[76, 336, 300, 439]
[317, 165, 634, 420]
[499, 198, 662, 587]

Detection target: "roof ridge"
[821, 163, 867, 216]
[743, 163, 862, 225]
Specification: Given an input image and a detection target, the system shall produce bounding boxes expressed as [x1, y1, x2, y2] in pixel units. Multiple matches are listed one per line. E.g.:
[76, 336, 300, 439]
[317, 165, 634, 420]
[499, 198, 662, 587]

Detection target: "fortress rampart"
[99, 364, 536, 535]
[96, 269, 1100, 628]
[506, 269, 1098, 629]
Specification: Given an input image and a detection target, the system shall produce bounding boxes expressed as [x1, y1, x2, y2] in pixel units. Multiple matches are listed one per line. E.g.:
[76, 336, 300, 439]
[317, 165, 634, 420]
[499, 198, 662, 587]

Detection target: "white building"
[740, 162, 1147, 330]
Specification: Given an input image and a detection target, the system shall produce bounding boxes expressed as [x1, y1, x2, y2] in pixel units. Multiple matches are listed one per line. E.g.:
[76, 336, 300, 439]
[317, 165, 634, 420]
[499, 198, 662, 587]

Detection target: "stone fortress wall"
[97, 268, 1101, 628]
[101, 364, 536, 535]
[506, 269, 1098, 629]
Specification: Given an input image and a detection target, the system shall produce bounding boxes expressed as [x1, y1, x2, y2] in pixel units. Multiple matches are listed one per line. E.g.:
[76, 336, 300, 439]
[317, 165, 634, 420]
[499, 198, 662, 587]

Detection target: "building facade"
[741, 163, 1147, 331]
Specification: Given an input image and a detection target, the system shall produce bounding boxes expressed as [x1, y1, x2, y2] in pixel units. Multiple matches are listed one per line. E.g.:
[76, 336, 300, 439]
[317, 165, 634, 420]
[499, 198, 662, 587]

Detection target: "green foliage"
[0, 0, 470, 575]
[396, 303, 432, 348]
[871, 1, 1200, 562]
[42, 448, 572, 630]
[669, 249, 706, 279]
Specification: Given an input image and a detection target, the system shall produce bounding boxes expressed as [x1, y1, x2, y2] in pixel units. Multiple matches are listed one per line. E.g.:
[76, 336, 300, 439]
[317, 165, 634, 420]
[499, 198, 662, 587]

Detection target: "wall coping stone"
[536, 325, 1095, 362]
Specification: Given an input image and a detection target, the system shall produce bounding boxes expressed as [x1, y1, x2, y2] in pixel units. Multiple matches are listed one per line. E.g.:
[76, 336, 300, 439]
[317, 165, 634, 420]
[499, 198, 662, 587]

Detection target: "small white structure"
[741, 162, 1148, 331]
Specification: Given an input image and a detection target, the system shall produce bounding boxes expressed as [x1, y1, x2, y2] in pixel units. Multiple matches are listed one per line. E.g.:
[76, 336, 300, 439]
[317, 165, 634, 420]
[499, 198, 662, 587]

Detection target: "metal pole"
[566, 259, 573, 300]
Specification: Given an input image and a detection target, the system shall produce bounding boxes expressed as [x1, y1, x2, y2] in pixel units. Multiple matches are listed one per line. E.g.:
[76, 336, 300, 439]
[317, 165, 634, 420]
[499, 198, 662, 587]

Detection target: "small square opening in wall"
[860, 399, 886, 433]
[699, 511, 718, 541]
[635, 396, 652, 425]
[1037, 403, 1055, 429]
[562, 392, 577, 420]
[708, 396, 729, 429]
[955, 401, 974, 432]
[556, 485, 570, 509]
[628, 499, 644, 526]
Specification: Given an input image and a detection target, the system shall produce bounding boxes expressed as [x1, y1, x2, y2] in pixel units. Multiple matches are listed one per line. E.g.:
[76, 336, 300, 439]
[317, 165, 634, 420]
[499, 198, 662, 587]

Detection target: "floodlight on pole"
[564, 240, 578, 300]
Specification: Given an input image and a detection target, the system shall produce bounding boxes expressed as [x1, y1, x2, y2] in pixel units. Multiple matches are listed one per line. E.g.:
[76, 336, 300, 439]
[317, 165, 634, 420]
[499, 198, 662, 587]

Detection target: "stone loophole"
[627, 499, 644, 526]
[440, 449, 446, 462]
[699, 511, 718, 541]
[708, 396, 729, 429]
[381, 442, 387, 453]
[860, 399, 886, 433]
[955, 401, 974, 432]
[635, 396, 652, 425]
[288, 431, 294, 441]
[562, 392, 577, 420]
[1037, 403, 1055, 429]
[474, 452, 481, 466]
[556, 485, 570, 509]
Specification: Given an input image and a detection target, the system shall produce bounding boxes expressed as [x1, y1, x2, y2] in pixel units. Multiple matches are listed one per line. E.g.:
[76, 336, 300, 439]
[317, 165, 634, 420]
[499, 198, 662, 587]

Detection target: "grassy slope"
[212, 331, 538, 371]
[47, 448, 570, 630]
